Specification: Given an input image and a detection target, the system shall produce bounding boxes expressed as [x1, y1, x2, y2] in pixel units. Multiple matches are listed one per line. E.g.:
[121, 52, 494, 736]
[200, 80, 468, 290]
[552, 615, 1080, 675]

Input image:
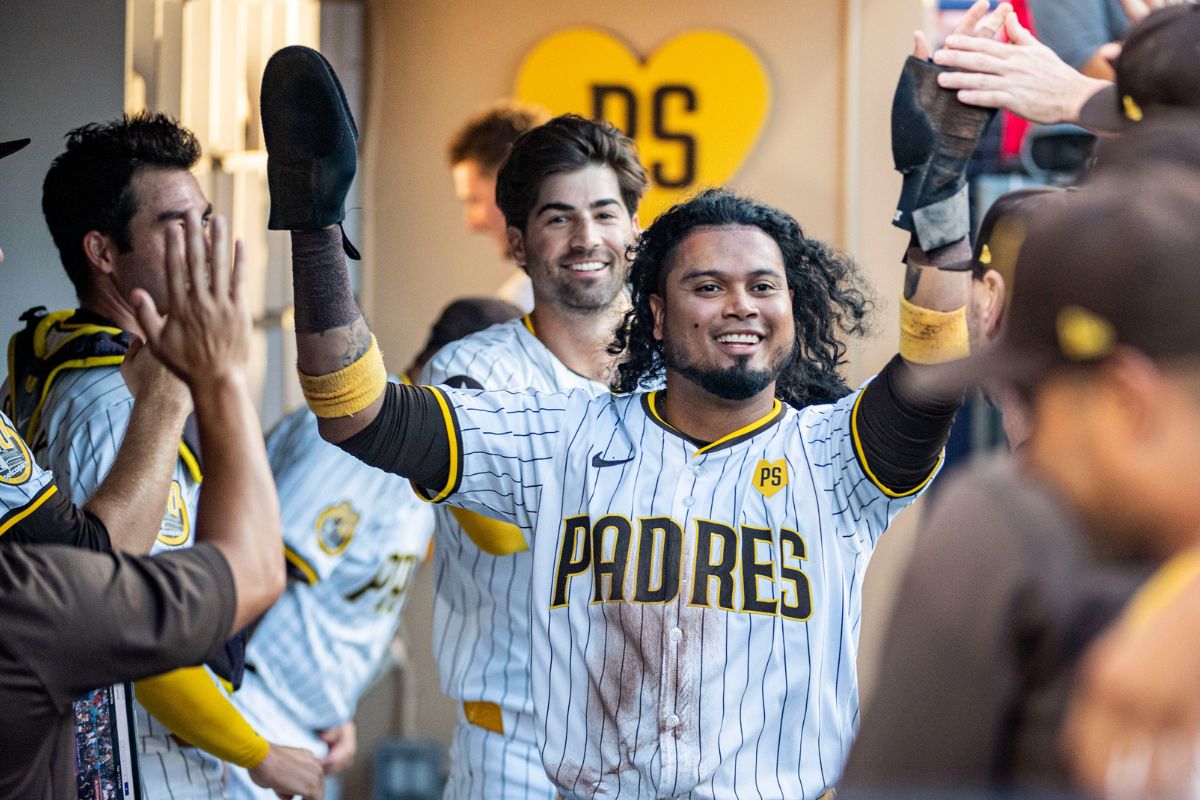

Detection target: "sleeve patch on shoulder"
[0, 417, 33, 485]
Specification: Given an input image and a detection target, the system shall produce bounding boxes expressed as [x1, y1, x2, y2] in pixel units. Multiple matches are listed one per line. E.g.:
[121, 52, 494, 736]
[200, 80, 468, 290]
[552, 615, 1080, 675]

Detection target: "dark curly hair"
[42, 112, 201, 296]
[611, 188, 873, 408]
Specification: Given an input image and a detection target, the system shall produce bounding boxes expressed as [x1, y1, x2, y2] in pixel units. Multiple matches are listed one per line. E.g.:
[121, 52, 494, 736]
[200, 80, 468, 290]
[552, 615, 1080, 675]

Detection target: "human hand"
[249, 742, 325, 800]
[129, 212, 251, 387]
[933, 13, 1110, 125]
[913, 0, 1012, 60]
[120, 335, 191, 415]
[318, 721, 357, 775]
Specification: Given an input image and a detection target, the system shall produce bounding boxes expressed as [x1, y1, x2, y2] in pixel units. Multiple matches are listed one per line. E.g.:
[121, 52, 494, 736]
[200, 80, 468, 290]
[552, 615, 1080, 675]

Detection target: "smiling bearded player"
[261, 41, 981, 799]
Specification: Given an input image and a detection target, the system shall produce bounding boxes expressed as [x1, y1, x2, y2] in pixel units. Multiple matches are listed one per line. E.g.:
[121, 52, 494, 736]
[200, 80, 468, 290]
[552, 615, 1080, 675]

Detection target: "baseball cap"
[0, 139, 31, 161]
[1091, 107, 1200, 175]
[948, 186, 1073, 281]
[1078, 4, 1200, 135]
[942, 166, 1200, 390]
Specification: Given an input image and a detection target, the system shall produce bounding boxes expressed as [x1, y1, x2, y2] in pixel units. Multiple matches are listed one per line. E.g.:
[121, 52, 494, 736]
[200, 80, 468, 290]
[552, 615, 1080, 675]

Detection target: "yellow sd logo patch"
[752, 459, 788, 499]
[316, 501, 359, 556]
[157, 480, 191, 546]
[515, 28, 771, 221]
[0, 417, 32, 486]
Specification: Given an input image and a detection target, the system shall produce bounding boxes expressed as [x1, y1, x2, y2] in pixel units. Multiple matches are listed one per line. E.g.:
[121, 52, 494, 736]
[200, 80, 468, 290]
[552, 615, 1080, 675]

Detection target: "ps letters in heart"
[515, 28, 771, 221]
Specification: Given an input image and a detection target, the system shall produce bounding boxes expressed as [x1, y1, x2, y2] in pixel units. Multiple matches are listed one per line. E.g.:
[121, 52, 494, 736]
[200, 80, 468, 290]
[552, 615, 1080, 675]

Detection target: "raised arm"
[131, 212, 283, 632]
[77, 338, 191, 551]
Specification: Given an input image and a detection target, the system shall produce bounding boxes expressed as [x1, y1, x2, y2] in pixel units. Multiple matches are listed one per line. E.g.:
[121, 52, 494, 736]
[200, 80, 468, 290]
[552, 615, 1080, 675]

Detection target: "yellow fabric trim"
[450, 506, 528, 555]
[178, 442, 204, 485]
[284, 544, 319, 584]
[898, 295, 970, 366]
[850, 388, 941, 499]
[646, 391, 782, 457]
[298, 336, 387, 418]
[0, 484, 58, 537]
[27, 355, 125, 440]
[134, 667, 269, 769]
[415, 385, 460, 504]
[522, 314, 536, 335]
[463, 701, 504, 734]
[1124, 548, 1200, 632]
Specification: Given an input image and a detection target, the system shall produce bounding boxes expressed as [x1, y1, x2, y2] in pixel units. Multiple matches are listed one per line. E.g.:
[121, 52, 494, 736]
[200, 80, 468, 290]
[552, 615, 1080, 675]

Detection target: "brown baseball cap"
[1079, 4, 1200, 135]
[0, 139, 30, 161]
[948, 186, 1074, 281]
[943, 166, 1200, 390]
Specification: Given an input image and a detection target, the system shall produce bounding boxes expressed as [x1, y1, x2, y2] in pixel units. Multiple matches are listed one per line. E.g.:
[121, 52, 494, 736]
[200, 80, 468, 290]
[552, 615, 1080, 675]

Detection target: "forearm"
[134, 666, 269, 769]
[897, 241, 974, 373]
[293, 227, 384, 442]
[192, 374, 284, 632]
[82, 393, 189, 553]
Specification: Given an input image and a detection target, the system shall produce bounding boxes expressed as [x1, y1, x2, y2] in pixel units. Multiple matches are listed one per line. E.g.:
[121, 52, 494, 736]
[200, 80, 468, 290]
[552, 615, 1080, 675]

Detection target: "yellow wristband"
[1124, 548, 1200, 632]
[298, 335, 387, 418]
[899, 295, 970, 365]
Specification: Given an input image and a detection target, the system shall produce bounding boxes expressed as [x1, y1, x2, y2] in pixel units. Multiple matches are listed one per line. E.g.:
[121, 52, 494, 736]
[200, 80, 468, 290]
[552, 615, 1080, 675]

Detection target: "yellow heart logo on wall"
[515, 28, 771, 221]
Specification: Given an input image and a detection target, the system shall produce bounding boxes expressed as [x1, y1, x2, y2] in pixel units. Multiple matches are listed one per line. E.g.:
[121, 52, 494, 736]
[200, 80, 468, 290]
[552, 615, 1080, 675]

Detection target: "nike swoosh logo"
[591, 453, 635, 468]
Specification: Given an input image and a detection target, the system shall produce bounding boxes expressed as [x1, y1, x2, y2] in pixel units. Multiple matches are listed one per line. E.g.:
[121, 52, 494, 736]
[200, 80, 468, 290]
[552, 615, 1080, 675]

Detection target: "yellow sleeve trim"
[297, 336, 387, 418]
[450, 506, 528, 555]
[134, 666, 270, 769]
[413, 385, 461, 504]
[1124, 548, 1200, 632]
[0, 483, 58, 537]
[850, 388, 941, 499]
[284, 544, 320, 584]
[898, 295, 970, 366]
[178, 442, 204, 485]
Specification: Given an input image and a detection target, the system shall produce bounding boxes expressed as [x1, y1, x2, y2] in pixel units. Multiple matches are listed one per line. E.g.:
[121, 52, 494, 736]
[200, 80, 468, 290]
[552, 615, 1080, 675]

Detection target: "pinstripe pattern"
[28, 355, 222, 799]
[420, 319, 605, 800]
[228, 401, 433, 754]
[433, 383, 927, 800]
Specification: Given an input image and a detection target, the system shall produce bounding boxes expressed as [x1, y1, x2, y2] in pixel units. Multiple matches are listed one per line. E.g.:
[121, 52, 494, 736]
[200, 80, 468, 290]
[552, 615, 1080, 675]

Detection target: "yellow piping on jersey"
[0, 483, 58, 537]
[522, 314, 536, 335]
[178, 442, 204, 484]
[849, 388, 940, 498]
[646, 390, 783, 456]
[415, 385, 461, 503]
[285, 544, 320, 584]
[1123, 547, 1200, 632]
[450, 506, 528, 555]
[26, 355, 125, 441]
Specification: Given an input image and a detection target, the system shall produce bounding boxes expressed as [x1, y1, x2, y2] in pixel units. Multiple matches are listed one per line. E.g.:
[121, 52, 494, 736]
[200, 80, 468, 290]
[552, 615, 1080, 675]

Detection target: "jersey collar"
[641, 390, 785, 456]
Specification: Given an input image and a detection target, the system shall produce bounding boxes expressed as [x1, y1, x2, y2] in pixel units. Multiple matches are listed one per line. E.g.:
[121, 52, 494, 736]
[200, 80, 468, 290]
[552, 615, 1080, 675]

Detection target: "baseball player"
[262, 45, 976, 798]
[224, 298, 519, 800]
[424, 115, 646, 800]
[11, 114, 320, 799]
[446, 100, 550, 312]
[1, 186, 293, 800]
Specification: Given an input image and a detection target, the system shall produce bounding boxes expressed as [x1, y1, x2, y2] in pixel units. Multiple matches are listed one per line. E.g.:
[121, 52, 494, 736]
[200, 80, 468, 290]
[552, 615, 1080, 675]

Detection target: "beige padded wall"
[360, 0, 927, 753]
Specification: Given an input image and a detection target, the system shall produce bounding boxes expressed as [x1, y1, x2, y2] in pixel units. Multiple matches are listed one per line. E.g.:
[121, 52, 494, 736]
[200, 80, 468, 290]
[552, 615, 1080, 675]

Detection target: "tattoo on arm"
[318, 317, 374, 368]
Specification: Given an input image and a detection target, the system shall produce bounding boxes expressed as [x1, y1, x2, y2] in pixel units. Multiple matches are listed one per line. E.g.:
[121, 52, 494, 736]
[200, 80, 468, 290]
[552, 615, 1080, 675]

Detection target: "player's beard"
[662, 337, 795, 401]
[533, 259, 627, 313]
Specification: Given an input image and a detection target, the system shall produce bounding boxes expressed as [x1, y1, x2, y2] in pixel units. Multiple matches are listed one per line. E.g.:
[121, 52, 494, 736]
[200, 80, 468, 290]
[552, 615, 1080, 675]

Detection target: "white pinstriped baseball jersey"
[420, 317, 607, 717]
[0, 410, 56, 532]
[235, 400, 434, 730]
[18, 319, 220, 800]
[420, 382, 932, 800]
[421, 317, 605, 800]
